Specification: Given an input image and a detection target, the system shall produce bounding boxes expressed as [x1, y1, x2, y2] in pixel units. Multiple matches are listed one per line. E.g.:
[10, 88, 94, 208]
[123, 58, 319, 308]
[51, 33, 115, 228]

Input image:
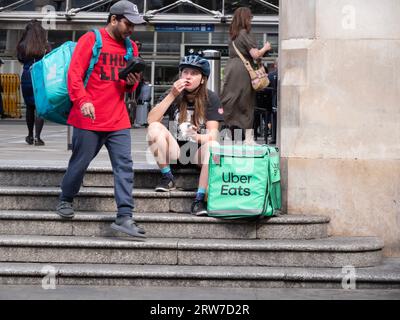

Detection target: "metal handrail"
[146, 0, 222, 18]
[254, 0, 279, 12]
[66, 0, 112, 16]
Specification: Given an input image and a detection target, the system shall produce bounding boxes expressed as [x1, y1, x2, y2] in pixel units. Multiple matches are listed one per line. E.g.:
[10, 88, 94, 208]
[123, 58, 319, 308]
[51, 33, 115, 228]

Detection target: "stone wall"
[280, 0, 400, 256]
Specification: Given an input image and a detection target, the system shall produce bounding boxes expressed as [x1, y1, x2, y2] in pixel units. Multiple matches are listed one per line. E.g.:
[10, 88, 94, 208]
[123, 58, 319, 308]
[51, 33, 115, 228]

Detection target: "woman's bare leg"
[194, 140, 220, 190]
[147, 122, 180, 168]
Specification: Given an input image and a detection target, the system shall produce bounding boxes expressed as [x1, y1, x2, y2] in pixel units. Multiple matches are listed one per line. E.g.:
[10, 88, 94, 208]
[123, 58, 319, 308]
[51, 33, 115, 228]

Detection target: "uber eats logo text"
[221, 172, 252, 196]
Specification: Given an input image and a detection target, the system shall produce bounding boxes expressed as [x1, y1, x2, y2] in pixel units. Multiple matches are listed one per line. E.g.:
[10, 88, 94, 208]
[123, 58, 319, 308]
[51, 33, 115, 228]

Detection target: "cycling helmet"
[179, 55, 210, 78]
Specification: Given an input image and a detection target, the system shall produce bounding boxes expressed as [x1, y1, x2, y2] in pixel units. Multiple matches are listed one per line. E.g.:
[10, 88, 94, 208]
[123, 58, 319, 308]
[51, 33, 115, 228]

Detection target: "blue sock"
[195, 188, 206, 201]
[161, 166, 174, 180]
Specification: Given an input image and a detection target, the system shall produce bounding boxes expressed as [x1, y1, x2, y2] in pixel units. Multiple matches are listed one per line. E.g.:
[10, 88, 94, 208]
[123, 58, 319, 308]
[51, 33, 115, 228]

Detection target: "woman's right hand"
[264, 41, 272, 52]
[171, 79, 189, 98]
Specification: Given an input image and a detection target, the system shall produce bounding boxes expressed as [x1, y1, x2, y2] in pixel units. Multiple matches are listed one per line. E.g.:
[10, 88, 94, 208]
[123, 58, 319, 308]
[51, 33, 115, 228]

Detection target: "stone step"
[0, 211, 330, 240]
[1, 259, 398, 289]
[0, 234, 383, 268]
[0, 186, 195, 213]
[0, 165, 199, 189]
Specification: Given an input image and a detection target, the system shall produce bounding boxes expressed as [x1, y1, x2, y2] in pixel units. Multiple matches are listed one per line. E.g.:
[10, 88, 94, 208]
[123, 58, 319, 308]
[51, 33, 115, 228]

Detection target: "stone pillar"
[280, 0, 400, 256]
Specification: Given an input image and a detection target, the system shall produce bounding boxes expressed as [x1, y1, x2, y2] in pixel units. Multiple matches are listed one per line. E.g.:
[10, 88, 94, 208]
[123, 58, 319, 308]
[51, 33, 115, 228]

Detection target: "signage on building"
[183, 44, 229, 57]
[155, 24, 215, 32]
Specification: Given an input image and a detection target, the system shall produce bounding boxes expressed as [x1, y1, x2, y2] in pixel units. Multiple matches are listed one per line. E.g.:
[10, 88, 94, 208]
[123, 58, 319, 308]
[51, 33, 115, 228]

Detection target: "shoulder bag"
[232, 41, 270, 91]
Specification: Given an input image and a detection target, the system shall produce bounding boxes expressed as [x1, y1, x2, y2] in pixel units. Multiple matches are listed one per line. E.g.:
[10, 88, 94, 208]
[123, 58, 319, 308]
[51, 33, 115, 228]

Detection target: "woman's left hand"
[186, 125, 198, 141]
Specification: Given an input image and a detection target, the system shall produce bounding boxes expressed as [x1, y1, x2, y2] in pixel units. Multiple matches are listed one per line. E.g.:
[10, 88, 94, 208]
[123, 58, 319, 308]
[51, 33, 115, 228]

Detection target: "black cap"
[110, 1, 145, 24]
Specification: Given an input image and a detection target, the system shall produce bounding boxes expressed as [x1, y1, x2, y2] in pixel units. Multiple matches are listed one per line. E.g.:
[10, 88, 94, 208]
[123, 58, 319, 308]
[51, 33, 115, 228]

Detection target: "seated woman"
[147, 55, 223, 216]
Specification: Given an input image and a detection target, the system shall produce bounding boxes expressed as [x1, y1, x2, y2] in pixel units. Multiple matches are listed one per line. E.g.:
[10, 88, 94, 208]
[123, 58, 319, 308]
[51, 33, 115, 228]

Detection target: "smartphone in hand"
[119, 57, 146, 80]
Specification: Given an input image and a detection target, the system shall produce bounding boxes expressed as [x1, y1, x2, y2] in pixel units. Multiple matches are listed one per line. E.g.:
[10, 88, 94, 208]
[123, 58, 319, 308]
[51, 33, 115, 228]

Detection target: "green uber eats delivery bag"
[207, 145, 281, 219]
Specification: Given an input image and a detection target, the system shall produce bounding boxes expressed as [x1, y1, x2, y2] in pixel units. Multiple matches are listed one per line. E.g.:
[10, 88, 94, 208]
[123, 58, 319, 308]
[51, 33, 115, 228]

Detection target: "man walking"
[56, 1, 146, 239]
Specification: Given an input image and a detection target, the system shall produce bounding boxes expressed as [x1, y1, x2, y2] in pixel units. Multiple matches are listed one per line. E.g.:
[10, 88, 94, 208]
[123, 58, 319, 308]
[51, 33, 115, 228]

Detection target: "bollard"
[202, 50, 221, 95]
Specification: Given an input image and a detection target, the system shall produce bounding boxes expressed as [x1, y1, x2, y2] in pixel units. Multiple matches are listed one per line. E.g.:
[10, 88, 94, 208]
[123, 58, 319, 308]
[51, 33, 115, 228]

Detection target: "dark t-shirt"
[158, 89, 223, 141]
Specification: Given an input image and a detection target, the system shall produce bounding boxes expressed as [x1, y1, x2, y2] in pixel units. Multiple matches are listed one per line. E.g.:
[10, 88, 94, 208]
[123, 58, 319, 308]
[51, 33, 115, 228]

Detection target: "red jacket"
[67, 28, 138, 131]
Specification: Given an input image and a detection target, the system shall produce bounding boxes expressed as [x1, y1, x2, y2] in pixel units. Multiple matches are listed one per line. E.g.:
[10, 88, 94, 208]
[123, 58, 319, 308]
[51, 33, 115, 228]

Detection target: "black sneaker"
[25, 136, 33, 145]
[34, 138, 45, 146]
[155, 175, 176, 192]
[190, 200, 208, 216]
[56, 201, 74, 219]
[111, 217, 146, 239]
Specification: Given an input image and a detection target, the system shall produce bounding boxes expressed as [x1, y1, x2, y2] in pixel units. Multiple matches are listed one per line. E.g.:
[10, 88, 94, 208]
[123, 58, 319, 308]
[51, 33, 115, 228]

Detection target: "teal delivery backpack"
[207, 144, 281, 219]
[31, 29, 133, 125]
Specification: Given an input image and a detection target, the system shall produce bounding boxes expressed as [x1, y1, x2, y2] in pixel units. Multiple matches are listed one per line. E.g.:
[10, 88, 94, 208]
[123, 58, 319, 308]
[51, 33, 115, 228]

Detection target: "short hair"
[107, 14, 125, 24]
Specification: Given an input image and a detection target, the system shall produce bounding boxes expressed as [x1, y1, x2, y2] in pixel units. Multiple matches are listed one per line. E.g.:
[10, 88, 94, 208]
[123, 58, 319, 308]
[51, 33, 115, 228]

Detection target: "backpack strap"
[124, 37, 134, 61]
[83, 29, 134, 86]
[84, 29, 103, 86]
[232, 41, 257, 74]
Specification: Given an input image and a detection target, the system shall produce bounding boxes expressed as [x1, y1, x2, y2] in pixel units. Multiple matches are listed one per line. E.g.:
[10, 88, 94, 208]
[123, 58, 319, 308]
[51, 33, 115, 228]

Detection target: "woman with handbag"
[221, 7, 272, 144]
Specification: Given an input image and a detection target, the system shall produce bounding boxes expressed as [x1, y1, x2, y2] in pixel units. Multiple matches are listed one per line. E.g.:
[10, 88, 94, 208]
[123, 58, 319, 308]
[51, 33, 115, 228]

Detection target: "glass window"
[51, 0, 67, 11]
[155, 32, 181, 54]
[48, 30, 73, 49]
[154, 60, 179, 85]
[267, 33, 279, 56]
[184, 32, 210, 45]
[75, 30, 87, 40]
[141, 62, 152, 83]
[0, 30, 6, 54]
[253, 33, 265, 49]
[224, 0, 279, 15]
[70, 0, 113, 12]
[147, 0, 222, 14]
[211, 32, 229, 45]
[0, 0, 33, 11]
[133, 32, 154, 54]
[70, 1, 145, 13]
[153, 59, 180, 102]
[0, 0, 67, 11]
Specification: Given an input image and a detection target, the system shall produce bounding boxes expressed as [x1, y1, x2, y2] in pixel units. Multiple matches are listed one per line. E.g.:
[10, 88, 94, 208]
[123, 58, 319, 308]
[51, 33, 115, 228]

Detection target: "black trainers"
[155, 175, 176, 192]
[34, 138, 45, 146]
[190, 200, 208, 216]
[111, 217, 146, 239]
[25, 136, 33, 145]
[56, 201, 74, 219]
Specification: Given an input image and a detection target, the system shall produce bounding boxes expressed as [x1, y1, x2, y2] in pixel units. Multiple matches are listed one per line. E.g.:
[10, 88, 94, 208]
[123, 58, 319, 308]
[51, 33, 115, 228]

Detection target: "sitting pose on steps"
[147, 55, 223, 216]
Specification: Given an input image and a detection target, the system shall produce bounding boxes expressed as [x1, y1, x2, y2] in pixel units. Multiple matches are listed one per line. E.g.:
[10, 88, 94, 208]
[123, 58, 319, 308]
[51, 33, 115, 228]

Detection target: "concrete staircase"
[0, 165, 398, 289]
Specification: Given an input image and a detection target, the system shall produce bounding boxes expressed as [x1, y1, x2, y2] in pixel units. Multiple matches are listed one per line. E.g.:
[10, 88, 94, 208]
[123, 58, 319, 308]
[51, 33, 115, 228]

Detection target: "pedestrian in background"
[221, 7, 272, 144]
[267, 59, 278, 144]
[0, 58, 4, 119]
[16, 19, 50, 146]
